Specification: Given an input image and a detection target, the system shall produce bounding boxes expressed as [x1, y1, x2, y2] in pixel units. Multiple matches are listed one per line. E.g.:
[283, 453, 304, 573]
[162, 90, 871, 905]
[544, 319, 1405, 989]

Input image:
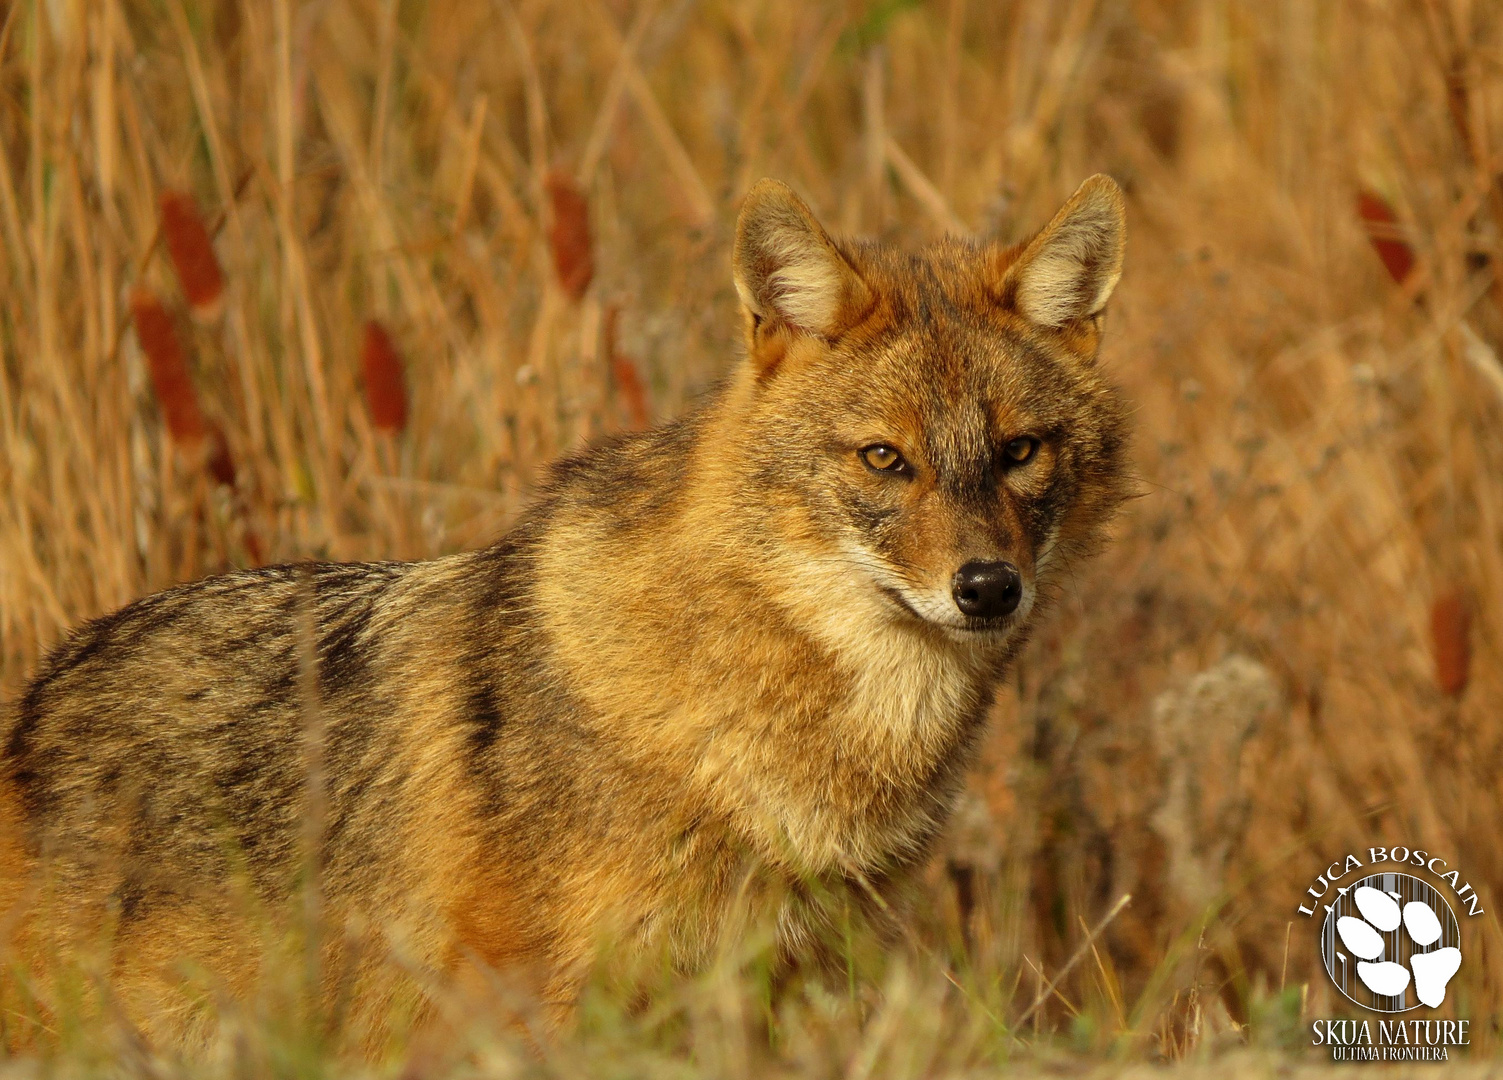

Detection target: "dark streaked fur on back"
[0, 176, 1131, 1047]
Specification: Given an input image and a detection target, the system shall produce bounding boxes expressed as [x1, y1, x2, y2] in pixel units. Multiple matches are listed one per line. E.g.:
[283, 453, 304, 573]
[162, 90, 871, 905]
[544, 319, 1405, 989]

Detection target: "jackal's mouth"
[878, 584, 925, 621]
[877, 584, 1021, 636]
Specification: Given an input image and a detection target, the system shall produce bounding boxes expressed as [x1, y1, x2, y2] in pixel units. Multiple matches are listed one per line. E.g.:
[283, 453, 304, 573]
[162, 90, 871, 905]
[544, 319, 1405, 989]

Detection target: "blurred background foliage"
[0, 0, 1501, 1071]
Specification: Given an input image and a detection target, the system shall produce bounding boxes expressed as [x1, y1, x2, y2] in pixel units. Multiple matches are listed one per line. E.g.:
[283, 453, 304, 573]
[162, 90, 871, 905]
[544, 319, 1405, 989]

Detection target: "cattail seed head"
[160, 190, 226, 319]
[207, 422, 237, 487]
[546, 171, 594, 302]
[604, 304, 649, 430]
[130, 286, 207, 447]
[1431, 589, 1472, 698]
[361, 319, 408, 434]
[1355, 190, 1416, 285]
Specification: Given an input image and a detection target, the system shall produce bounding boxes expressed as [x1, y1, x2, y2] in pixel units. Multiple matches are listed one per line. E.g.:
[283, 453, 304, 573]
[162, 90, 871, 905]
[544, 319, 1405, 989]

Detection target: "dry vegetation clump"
[0, 0, 1500, 1075]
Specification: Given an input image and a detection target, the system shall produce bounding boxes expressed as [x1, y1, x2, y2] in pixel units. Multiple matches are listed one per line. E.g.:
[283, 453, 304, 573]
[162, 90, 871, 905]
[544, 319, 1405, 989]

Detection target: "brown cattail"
[205, 421, 265, 565]
[130, 287, 207, 446]
[1431, 589, 1472, 698]
[361, 319, 408, 434]
[242, 530, 266, 567]
[159, 190, 225, 319]
[206, 422, 237, 487]
[610, 353, 650, 431]
[546, 170, 593, 302]
[604, 304, 649, 430]
[1355, 190, 1416, 285]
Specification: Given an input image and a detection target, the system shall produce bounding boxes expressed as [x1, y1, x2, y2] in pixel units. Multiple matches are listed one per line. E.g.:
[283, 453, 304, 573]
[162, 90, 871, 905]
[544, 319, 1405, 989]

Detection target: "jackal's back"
[0, 537, 586, 972]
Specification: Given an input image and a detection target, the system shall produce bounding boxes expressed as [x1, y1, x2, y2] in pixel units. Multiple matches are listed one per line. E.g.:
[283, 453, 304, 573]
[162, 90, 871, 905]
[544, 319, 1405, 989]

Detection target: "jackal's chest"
[768, 644, 993, 874]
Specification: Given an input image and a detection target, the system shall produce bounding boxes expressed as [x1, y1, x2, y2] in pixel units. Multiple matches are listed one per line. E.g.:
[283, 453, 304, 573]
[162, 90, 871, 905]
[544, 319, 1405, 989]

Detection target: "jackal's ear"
[733, 180, 871, 340]
[998, 175, 1125, 329]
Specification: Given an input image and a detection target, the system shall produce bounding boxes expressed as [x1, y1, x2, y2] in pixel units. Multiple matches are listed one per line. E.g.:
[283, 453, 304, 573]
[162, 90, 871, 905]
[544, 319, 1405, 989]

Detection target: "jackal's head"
[727, 177, 1130, 643]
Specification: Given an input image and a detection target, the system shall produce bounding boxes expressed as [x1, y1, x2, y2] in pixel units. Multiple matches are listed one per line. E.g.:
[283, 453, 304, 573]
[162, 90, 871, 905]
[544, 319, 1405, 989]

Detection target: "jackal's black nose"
[952, 561, 1022, 619]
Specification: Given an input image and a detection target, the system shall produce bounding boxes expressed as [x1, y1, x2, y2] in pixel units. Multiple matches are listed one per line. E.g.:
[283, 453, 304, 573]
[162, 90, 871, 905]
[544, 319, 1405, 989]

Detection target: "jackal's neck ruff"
[534, 176, 1130, 882]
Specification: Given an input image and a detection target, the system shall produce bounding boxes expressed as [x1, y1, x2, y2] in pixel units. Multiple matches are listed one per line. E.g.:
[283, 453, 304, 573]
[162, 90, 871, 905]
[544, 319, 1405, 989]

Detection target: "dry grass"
[1, 0, 1501, 1074]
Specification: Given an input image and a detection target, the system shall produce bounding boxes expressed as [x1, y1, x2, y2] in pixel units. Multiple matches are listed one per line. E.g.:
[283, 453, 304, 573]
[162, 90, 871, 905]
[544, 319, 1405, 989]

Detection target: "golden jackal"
[0, 176, 1129, 1041]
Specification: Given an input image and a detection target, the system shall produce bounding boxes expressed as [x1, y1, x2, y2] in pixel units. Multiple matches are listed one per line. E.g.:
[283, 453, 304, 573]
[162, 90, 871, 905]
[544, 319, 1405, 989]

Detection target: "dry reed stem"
[1016, 894, 1131, 1028]
[884, 135, 967, 235]
[576, 0, 658, 187]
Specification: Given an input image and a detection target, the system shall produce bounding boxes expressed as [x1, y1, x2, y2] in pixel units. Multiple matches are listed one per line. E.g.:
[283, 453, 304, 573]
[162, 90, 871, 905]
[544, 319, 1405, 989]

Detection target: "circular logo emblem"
[1321, 872, 1462, 1012]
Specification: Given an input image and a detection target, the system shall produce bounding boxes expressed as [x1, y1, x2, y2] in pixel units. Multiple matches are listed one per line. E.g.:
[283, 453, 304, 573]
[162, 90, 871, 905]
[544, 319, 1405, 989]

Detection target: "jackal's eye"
[1002, 437, 1040, 466]
[860, 444, 909, 474]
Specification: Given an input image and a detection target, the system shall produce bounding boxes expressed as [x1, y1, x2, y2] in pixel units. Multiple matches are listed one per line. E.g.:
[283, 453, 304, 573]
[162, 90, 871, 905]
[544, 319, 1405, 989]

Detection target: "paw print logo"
[1321, 873, 1462, 1012]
